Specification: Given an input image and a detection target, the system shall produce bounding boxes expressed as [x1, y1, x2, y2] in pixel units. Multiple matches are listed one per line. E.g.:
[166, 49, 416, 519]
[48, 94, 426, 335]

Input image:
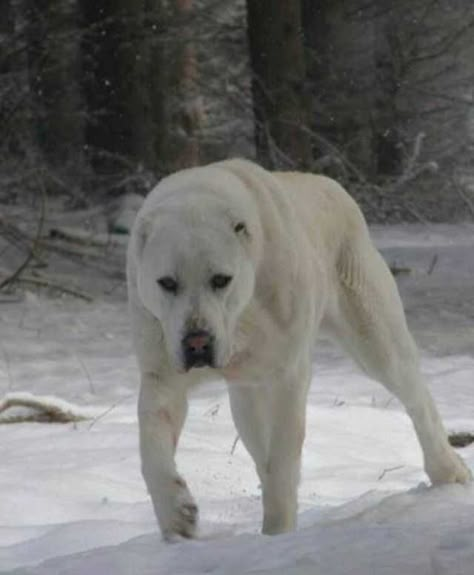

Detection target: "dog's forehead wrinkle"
[154, 223, 239, 273]
[151, 186, 254, 239]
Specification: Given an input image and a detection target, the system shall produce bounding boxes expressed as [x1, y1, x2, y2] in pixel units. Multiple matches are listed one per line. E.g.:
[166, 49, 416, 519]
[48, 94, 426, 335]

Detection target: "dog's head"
[133, 173, 260, 373]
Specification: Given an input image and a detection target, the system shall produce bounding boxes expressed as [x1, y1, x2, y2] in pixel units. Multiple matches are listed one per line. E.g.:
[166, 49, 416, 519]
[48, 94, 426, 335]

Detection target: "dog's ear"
[232, 216, 263, 268]
[233, 221, 249, 238]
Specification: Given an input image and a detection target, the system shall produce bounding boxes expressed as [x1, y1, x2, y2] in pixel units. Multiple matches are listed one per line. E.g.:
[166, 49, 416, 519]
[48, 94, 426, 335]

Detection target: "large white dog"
[127, 158, 471, 540]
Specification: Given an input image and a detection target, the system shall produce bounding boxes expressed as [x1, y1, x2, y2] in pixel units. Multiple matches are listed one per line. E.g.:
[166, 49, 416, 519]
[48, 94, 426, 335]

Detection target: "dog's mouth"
[185, 358, 214, 371]
[178, 339, 249, 374]
[181, 330, 215, 371]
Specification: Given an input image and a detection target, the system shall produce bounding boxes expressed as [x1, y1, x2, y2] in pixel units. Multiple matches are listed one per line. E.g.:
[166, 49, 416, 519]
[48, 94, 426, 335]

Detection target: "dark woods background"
[1, 0, 474, 221]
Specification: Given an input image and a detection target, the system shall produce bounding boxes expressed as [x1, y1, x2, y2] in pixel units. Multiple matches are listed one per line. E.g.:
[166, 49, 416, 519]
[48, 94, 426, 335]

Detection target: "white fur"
[127, 159, 471, 540]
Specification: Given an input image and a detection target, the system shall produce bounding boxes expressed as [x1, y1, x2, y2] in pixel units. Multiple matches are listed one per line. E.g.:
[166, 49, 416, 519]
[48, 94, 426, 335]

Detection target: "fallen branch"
[0, 180, 46, 290]
[452, 181, 474, 219]
[390, 264, 412, 276]
[0, 217, 47, 267]
[38, 237, 105, 259]
[448, 431, 474, 448]
[402, 202, 429, 224]
[14, 275, 94, 302]
[36, 239, 125, 279]
[0, 293, 24, 303]
[48, 226, 124, 248]
[0, 392, 92, 424]
[388, 161, 439, 194]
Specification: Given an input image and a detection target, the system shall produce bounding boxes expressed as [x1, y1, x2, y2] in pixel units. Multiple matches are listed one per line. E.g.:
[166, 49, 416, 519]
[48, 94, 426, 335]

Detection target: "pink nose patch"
[187, 334, 210, 353]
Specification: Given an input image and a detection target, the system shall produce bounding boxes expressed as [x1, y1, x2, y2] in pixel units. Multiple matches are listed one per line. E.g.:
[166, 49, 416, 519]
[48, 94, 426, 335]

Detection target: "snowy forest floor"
[1, 220, 474, 574]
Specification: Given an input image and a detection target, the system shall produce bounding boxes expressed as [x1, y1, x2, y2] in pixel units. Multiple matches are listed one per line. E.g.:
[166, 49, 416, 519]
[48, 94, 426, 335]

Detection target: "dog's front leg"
[138, 373, 197, 541]
[261, 367, 311, 535]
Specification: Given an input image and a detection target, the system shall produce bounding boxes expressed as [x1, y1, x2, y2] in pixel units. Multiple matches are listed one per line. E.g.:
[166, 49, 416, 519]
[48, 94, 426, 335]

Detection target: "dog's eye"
[210, 274, 232, 291]
[157, 276, 178, 294]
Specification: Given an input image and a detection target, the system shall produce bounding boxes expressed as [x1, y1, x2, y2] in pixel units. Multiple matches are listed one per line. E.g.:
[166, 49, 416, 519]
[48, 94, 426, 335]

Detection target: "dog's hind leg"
[326, 238, 471, 485]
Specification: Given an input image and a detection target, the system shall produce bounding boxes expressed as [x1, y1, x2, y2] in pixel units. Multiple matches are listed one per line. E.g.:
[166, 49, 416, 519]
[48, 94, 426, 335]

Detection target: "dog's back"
[273, 171, 370, 268]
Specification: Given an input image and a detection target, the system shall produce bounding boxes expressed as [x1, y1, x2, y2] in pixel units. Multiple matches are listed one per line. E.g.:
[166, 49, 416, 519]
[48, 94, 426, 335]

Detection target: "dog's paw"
[159, 477, 199, 541]
[426, 448, 472, 485]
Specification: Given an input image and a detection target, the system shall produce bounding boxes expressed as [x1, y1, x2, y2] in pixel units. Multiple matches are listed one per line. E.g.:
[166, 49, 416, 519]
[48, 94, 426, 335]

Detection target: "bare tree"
[246, 0, 312, 169]
[80, 0, 159, 178]
[0, 0, 15, 147]
[372, 8, 403, 175]
[25, 0, 84, 169]
[161, 0, 202, 171]
[142, 0, 167, 173]
[0, 0, 13, 36]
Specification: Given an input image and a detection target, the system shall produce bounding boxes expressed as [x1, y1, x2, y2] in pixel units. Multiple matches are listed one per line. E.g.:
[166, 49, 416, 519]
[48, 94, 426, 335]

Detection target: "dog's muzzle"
[182, 330, 214, 370]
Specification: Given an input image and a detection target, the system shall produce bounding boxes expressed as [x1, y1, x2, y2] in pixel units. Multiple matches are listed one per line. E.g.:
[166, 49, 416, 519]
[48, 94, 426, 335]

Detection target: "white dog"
[127, 159, 471, 540]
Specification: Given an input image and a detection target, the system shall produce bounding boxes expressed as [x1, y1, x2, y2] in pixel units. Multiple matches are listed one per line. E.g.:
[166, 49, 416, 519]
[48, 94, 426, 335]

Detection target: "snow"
[1, 224, 474, 574]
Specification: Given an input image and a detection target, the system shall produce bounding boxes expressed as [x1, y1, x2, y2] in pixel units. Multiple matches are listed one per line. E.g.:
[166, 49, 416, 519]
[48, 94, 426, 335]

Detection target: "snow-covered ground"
[1, 224, 474, 574]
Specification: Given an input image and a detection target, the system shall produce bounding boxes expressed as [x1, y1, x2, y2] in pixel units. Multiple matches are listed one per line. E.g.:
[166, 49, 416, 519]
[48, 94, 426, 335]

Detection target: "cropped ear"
[233, 221, 249, 238]
[232, 216, 264, 272]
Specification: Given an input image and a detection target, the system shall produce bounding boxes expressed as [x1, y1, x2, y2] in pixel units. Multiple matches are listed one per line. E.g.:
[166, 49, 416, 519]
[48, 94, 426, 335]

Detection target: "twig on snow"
[427, 254, 438, 275]
[378, 465, 404, 481]
[88, 394, 135, 430]
[230, 434, 240, 455]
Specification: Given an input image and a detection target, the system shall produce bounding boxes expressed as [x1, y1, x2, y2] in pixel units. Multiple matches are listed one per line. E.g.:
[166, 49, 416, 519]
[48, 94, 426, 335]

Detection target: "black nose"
[182, 330, 214, 370]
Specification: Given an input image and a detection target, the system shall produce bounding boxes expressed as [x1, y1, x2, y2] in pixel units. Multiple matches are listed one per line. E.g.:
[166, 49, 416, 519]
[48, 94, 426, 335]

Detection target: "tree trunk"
[142, 0, 167, 174]
[0, 0, 13, 36]
[373, 12, 403, 175]
[301, 0, 330, 89]
[81, 0, 180, 179]
[163, 0, 202, 171]
[25, 0, 83, 168]
[81, 0, 145, 174]
[246, 0, 312, 169]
